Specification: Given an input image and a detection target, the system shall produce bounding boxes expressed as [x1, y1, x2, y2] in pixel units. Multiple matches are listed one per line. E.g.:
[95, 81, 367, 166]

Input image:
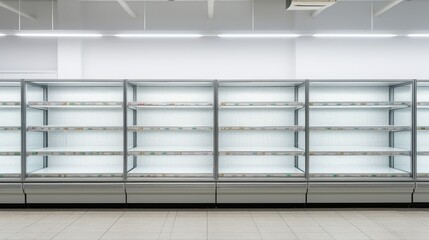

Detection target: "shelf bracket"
[0, 0, 35, 20]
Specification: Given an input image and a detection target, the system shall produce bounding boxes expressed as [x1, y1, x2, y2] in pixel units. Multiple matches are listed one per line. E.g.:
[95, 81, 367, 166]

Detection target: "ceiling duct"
[286, 0, 337, 11]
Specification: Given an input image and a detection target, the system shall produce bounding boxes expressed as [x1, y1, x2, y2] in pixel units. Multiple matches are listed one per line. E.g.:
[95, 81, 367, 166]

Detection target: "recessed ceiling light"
[114, 34, 203, 38]
[218, 34, 301, 38]
[15, 33, 103, 37]
[313, 34, 397, 38]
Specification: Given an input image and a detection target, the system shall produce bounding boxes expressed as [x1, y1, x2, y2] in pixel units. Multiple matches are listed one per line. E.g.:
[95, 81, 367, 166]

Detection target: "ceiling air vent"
[286, 0, 337, 11]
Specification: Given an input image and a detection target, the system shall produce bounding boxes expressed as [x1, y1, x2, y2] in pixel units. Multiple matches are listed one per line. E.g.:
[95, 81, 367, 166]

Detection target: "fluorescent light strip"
[313, 34, 397, 38]
[15, 33, 103, 37]
[115, 34, 203, 38]
[408, 34, 429, 38]
[0, 33, 6, 37]
[218, 34, 301, 38]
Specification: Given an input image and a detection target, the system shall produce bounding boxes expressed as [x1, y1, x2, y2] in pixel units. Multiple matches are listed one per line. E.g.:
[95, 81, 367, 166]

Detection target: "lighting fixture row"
[1, 33, 429, 38]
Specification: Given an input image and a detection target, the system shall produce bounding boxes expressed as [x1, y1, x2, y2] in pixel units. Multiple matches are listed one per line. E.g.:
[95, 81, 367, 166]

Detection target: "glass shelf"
[0, 166, 21, 178]
[310, 126, 411, 131]
[418, 102, 429, 108]
[128, 102, 213, 109]
[220, 126, 305, 131]
[27, 126, 123, 132]
[418, 127, 429, 131]
[0, 126, 21, 131]
[310, 165, 410, 178]
[219, 166, 304, 178]
[27, 146, 123, 156]
[27, 101, 123, 109]
[128, 126, 213, 131]
[128, 166, 212, 178]
[309, 101, 410, 109]
[219, 147, 305, 156]
[128, 146, 213, 156]
[0, 146, 21, 156]
[219, 102, 304, 108]
[310, 146, 410, 156]
[417, 146, 429, 155]
[27, 166, 123, 178]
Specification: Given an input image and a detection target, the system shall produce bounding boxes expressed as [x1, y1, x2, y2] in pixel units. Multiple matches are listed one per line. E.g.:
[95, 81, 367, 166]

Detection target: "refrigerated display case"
[307, 80, 415, 203]
[0, 81, 24, 203]
[23, 81, 126, 204]
[125, 81, 215, 203]
[415, 80, 429, 202]
[217, 81, 307, 203]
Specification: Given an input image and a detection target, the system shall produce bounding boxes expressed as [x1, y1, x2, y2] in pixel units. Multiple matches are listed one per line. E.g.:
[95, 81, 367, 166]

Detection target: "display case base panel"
[0, 183, 25, 204]
[217, 182, 307, 203]
[307, 182, 414, 203]
[24, 183, 126, 204]
[413, 182, 429, 203]
[126, 182, 215, 204]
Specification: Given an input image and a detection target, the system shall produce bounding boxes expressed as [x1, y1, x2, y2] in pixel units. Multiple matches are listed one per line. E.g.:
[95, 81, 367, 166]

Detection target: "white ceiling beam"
[374, 0, 405, 17]
[117, 0, 137, 18]
[0, 1, 35, 20]
[208, 0, 214, 18]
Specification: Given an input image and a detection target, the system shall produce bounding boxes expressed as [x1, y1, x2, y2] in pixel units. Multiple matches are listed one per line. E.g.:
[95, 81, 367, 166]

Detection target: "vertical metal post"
[305, 80, 310, 181]
[133, 85, 137, 168]
[294, 85, 299, 168]
[20, 80, 26, 182]
[412, 80, 417, 181]
[213, 80, 219, 181]
[123, 80, 128, 181]
[43, 86, 48, 168]
[389, 86, 395, 168]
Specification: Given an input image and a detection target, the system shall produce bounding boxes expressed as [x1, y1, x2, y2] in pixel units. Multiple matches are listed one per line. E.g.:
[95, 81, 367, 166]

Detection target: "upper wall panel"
[374, 0, 429, 30]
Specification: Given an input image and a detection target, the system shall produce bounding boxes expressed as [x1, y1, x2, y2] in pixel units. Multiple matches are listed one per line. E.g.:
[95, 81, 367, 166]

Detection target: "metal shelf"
[0, 146, 21, 156]
[27, 166, 123, 178]
[219, 102, 304, 108]
[27, 101, 123, 109]
[219, 147, 305, 156]
[219, 166, 304, 178]
[310, 146, 411, 156]
[27, 126, 123, 132]
[27, 146, 123, 156]
[128, 126, 213, 131]
[220, 126, 304, 131]
[309, 101, 410, 109]
[0, 126, 21, 131]
[128, 102, 213, 109]
[310, 165, 410, 178]
[0, 101, 20, 108]
[128, 166, 212, 178]
[310, 126, 411, 131]
[128, 146, 213, 156]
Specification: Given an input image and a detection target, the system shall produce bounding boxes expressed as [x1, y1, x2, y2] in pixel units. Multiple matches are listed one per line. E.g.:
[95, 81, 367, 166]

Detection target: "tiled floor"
[0, 209, 429, 240]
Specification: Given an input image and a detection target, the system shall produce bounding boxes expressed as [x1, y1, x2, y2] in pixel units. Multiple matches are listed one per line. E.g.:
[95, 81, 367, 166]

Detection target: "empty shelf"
[0, 126, 21, 131]
[418, 102, 429, 108]
[220, 102, 304, 108]
[310, 146, 410, 156]
[28, 101, 123, 109]
[28, 126, 123, 132]
[128, 166, 212, 178]
[417, 165, 429, 177]
[128, 146, 213, 156]
[27, 146, 123, 156]
[310, 101, 410, 109]
[128, 102, 213, 108]
[311, 126, 411, 131]
[418, 147, 429, 155]
[220, 126, 305, 131]
[219, 147, 305, 156]
[27, 166, 123, 178]
[0, 147, 21, 156]
[0, 166, 21, 178]
[418, 127, 429, 131]
[219, 166, 304, 178]
[310, 165, 410, 178]
[0, 102, 20, 108]
[128, 126, 213, 131]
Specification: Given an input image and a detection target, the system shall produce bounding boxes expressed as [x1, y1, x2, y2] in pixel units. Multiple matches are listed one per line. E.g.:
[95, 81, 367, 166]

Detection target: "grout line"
[97, 211, 125, 240]
[335, 209, 374, 240]
[48, 210, 88, 240]
[206, 210, 209, 240]
[306, 210, 336, 240]
[4, 212, 50, 240]
[168, 211, 178, 240]
[358, 210, 406, 240]
[249, 210, 264, 240]
[277, 210, 300, 240]
[157, 210, 170, 240]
